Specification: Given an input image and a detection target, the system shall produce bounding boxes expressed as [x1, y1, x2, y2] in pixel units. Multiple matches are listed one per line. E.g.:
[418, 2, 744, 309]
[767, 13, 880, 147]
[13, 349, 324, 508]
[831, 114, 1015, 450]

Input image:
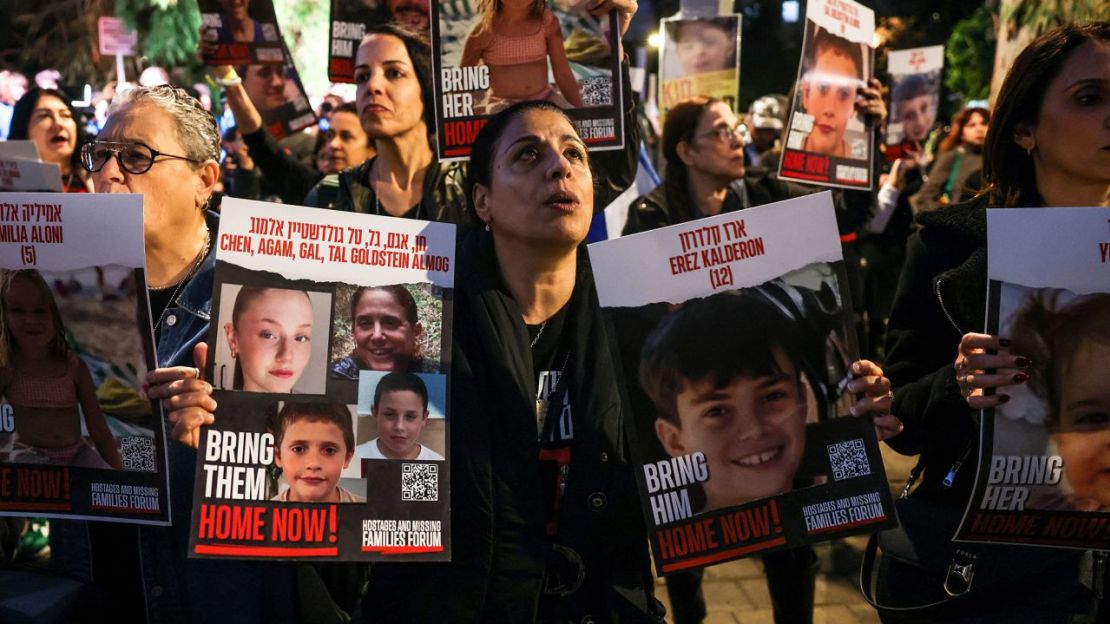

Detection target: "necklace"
[153, 226, 211, 331]
[530, 320, 548, 348]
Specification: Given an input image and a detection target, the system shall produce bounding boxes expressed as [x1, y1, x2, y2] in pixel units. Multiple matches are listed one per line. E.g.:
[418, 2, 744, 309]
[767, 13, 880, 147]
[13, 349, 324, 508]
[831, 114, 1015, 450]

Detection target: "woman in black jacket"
[363, 99, 663, 623]
[883, 22, 1110, 622]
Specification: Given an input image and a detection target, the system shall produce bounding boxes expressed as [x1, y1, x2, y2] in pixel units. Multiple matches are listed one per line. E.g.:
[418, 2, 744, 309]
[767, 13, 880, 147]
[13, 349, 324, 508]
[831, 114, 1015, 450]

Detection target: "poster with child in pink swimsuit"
[431, 0, 625, 160]
[0, 192, 169, 524]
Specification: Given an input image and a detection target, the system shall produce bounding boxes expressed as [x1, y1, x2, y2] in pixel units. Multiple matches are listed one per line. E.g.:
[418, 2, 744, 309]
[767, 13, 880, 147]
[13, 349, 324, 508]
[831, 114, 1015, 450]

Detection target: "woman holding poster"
[48, 84, 310, 622]
[880, 23, 1110, 619]
[335, 0, 638, 225]
[360, 100, 663, 622]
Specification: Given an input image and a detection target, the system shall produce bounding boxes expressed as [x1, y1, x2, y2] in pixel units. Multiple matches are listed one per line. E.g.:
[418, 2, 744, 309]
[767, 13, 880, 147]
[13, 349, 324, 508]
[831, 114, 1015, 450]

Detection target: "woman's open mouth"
[544, 190, 580, 213]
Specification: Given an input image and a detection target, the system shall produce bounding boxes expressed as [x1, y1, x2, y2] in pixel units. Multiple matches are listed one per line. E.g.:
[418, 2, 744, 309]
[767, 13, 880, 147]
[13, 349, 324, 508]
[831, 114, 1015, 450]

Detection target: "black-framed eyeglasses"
[80, 140, 201, 175]
[696, 123, 748, 144]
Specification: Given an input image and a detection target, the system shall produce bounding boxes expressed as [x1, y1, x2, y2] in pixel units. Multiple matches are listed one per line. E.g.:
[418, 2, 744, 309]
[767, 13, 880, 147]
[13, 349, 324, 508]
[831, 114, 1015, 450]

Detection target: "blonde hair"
[0, 270, 69, 367]
[474, 0, 547, 37]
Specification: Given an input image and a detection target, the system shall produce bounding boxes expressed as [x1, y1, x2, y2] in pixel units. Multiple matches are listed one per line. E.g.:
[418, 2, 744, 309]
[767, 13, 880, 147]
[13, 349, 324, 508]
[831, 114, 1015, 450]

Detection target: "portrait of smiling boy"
[640, 289, 813, 513]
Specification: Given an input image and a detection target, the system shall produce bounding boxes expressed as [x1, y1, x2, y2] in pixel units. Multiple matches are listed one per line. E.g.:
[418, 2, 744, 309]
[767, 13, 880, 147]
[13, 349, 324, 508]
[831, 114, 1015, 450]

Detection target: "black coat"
[883, 202, 987, 503]
[621, 168, 812, 235]
[361, 230, 662, 623]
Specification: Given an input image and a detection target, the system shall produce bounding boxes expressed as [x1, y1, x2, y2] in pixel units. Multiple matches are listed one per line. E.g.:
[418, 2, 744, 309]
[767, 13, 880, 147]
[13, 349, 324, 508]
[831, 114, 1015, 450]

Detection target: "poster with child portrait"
[658, 13, 741, 121]
[588, 192, 895, 575]
[328, 0, 431, 82]
[778, 0, 874, 190]
[200, 0, 285, 65]
[884, 45, 942, 161]
[430, 0, 625, 160]
[189, 197, 454, 560]
[955, 208, 1110, 550]
[238, 44, 318, 140]
[0, 193, 169, 524]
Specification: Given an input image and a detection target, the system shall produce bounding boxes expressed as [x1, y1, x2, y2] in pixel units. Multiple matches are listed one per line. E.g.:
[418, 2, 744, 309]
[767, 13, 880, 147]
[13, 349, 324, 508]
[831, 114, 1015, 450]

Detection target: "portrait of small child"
[356, 371, 444, 461]
[1011, 291, 1110, 512]
[639, 283, 844, 513]
[0, 269, 122, 470]
[800, 25, 866, 157]
[269, 401, 365, 503]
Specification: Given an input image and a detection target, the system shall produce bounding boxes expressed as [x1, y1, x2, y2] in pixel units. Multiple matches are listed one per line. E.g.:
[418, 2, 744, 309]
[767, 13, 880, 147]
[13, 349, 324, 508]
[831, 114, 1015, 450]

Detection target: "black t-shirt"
[527, 303, 573, 536]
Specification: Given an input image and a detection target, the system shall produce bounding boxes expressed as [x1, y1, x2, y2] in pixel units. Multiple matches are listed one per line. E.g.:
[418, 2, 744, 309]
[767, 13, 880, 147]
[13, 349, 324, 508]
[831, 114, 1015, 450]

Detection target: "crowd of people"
[0, 5, 1108, 623]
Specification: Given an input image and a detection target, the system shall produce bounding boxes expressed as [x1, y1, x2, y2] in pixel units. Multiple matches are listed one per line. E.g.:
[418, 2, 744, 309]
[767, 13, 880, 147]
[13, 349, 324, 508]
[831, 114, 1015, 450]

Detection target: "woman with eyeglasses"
[52, 85, 308, 623]
[621, 95, 899, 624]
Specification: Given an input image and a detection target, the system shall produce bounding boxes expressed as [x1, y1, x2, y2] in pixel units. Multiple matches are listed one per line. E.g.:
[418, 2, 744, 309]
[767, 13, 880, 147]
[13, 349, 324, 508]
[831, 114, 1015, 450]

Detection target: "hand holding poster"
[189, 198, 454, 560]
[199, 0, 284, 65]
[431, 0, 625, 160]
[0, 193, 169, 523]
[589, 193, 895, 574]
[658, 14, 741, 120]
[885, 45, 943, 158]
[779, 0, 875, 190]
[956, 208, 1110, 550]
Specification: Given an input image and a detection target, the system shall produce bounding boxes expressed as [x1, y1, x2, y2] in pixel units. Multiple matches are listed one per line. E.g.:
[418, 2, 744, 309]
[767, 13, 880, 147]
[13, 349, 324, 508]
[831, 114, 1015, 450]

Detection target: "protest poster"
[955, 208, 1110, 550]
[189, 198, 454, 561]
[328, 0, 431, 82]
[589, 192, 896, 574]
[884, 45, 943, 160]
[0, 193, 169, 524]
[658, 13, 741, 121]
[0, 159, 63, 193]
[779, 0, 875, 190]
[240, 45, 318, 139]
[430, 0, 624, 160]
[199, 0, 285, 65]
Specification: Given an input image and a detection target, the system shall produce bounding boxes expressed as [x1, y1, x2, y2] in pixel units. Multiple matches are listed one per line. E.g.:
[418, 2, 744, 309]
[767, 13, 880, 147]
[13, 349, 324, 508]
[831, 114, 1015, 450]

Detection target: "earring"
[231, 349, 238, 359]
[1025, 144, 1034, 156]
[484, 223, 491, 232]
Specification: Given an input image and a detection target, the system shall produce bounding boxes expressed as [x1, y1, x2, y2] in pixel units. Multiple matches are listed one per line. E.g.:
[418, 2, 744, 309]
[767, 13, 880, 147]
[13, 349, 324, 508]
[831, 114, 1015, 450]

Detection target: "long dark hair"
[464, 99, 576, 220]
[938, 107, 990, 155]
[661, 96, 720, 223]
[983, 22, 1110, 207]
[361, 23, 436, 136]
[8, 88, 86, 179]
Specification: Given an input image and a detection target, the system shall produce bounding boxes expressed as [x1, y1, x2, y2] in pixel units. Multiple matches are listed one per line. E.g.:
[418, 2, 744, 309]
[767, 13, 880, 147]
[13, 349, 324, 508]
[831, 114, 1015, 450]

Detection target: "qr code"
[401, 463, 438, 501]
[828, 439, 869, 481]
[120, 436, 156, 472]
[580, 77, 612, 107]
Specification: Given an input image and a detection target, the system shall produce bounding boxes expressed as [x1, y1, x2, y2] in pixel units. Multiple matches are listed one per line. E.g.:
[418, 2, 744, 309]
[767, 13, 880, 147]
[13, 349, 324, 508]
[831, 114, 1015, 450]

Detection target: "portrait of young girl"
[214, 284, 332, 395]
[460, 0, 585, 112]
[0, 269, 122, 469]
[1009, 289, 1110, 513]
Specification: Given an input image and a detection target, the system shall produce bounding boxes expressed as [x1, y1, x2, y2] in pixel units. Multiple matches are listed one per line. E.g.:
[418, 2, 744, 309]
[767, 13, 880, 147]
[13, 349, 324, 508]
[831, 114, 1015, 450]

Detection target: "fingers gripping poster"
[0, 193, 169, 524]
[778, 0, 875, 190]
[956, 208, 1110, 550]
[189, 198, 454, 560]
[431, 0, 625, 160]
[589, 193, 895, 574]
